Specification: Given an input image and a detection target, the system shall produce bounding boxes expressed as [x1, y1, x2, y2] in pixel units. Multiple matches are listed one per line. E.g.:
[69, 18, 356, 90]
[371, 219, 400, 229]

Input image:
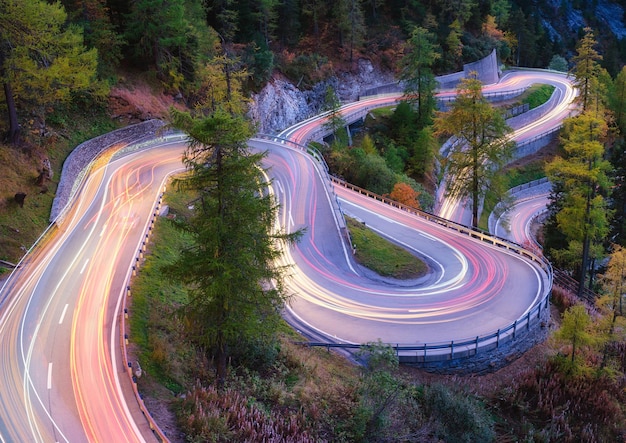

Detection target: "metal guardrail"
[0, 260, 16, 269]
[255, 133, 330, 173]
[436, 86, 528, 104]
[553, 268, 597, 304]
[330, 176, 553, 277]
[300, 295, 550, 363]
[120, 189, 170, 443]
[516, 126, 561, 149]
[508, 177, 550, 195]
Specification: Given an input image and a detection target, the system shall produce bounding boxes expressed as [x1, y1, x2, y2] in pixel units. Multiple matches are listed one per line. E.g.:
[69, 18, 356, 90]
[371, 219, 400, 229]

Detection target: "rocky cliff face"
[541, 0, 626, 48]
[249, 59, 395, 135]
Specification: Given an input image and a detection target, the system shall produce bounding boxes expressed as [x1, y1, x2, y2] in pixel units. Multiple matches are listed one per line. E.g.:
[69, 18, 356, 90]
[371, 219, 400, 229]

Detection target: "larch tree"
[597, 244, 626, 370]
[166, 108, 302, 385]
[490, 0, 510, 26]
[125, 0, 213, 92]
[276, 0, 301, 48]
[205, 0, 239, 43]
[388, 182, 420, 209]
[0, 0, 103, 145]
[571, 27, 603, 112]
[301, 0, 328, 43]
[608, 68, 626, 247]
[444, 19, 463, 71]
[399, 26, 440, 129]
[434, 73, 513, 227]
[610, 66, 626, 133]
[194, 51, 249, 115]
[546, 113, 612, 295]
[441, 0, 475, 26]
[322, 85, 348, 146]
[63, 0, 124, 74]
[555, 304, 596, 370]
[546, 28, 613, 296]
[389, 101, 435, 180]
[255, 0, 280, 47]
[332, 0, 365, 63]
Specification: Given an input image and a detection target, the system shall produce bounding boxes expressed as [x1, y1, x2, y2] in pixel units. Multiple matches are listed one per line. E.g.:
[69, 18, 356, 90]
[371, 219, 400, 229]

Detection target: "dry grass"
[0, 143, 57, 263]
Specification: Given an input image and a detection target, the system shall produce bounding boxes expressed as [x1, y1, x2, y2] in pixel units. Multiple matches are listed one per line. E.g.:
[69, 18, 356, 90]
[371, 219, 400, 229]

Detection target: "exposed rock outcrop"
[249, 59, 395, 135]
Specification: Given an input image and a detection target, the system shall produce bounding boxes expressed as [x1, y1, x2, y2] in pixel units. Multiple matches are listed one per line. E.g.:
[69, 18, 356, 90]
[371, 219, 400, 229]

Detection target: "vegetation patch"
[519, 84, 556, 109]
[129, 199, 193, 395]
[346, 216, 428, 279]
[505, 159, 548, 188]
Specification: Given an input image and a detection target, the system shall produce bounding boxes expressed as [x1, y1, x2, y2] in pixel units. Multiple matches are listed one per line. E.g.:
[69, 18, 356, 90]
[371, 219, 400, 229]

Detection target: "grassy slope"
[0, 110, 118, 268]
[346, 216, 428, 278]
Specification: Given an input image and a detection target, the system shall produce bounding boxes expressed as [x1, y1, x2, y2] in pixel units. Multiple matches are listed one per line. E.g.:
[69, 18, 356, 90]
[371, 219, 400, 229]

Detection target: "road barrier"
[120, 192, 170, 442]
[553, 268, 597, 304]
[119, 188, 169, 442]
[301, 293, 549, 365]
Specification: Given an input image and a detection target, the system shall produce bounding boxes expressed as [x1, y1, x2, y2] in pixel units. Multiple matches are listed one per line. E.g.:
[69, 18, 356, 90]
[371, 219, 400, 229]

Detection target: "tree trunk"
[472, 168, 479, 227]
[588, 256, 596, 291]
[215, 144, 227, 387]
[1, 43, 20, 144]
[578, 232, 590, 298]
[472, 138, 479, 228]
[215, 330, 227, 387]
[3, 81, 20, 144]
[578, 153, 594, 298]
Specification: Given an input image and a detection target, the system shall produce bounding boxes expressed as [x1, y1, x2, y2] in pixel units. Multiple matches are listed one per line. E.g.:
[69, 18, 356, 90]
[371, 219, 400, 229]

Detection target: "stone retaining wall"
[50, 120, 167, 222]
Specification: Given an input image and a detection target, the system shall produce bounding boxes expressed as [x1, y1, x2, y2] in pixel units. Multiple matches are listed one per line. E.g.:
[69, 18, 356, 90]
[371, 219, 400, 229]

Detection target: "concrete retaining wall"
[436, 71, 465, 90]
[464, 48, 499, 85]
[515, 129, 560, 159]
[362, 48, 501, 97]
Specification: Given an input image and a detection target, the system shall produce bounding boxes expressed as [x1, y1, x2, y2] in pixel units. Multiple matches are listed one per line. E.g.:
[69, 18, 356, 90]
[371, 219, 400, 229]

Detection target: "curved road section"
[0, 69, 572, 441]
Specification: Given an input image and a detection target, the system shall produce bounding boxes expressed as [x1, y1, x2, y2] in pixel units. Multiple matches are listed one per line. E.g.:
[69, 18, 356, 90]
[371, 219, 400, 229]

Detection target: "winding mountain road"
[0, 69, 574, 442]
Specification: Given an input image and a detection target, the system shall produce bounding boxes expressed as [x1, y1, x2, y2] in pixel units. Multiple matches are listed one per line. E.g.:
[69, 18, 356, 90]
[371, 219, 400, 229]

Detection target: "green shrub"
[522, 84, 556, 109]
[228, 336, 281, 374]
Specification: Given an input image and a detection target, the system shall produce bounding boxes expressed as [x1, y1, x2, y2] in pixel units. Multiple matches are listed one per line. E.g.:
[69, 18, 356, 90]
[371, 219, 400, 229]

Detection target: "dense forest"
[4, 0, 626, 146]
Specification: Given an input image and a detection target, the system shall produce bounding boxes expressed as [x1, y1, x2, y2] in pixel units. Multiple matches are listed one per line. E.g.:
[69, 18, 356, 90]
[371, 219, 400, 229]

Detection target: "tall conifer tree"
[167, 108, 302, 384]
